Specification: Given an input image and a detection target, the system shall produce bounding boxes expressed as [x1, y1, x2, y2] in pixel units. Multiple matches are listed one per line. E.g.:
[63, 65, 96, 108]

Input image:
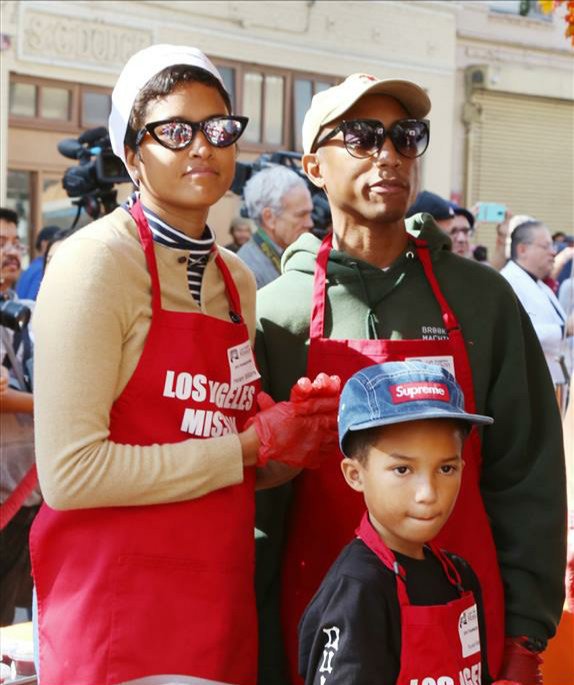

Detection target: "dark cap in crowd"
[449, 202, 475, 229]
[338, 361, 493, 456]
[406, 191, 454, 221]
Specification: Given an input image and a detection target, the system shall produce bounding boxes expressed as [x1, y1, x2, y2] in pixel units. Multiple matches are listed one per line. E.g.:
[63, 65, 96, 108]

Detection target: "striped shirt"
[124, 196, 214, 303]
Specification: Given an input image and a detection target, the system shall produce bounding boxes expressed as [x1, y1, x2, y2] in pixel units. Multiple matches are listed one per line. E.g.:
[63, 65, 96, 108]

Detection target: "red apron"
[357, 511, 484, 685]
[30, 201, 260, 685]
[281, 234, 504, 681]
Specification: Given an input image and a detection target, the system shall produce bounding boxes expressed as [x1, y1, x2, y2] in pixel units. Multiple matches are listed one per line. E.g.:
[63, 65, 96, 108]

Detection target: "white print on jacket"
[318, 626, 340, 684]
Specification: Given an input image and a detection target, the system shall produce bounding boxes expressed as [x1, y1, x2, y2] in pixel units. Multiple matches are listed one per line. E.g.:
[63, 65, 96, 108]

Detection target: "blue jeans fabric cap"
[338, 361, 493, 456]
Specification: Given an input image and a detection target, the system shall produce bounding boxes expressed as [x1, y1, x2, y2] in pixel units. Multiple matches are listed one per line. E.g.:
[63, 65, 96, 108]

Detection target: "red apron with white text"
[30, 201, 259, 685]
[281, 235, 504, 681]
[358, 511, 484, 685]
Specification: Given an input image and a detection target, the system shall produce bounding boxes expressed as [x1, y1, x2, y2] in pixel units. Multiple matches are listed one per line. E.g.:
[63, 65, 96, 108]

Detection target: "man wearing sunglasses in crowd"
[254, 74, 566, 684]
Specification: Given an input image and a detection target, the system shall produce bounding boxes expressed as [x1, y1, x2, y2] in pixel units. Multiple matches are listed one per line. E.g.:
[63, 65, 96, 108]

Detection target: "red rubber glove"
[247, 391, 338, 468]
[498, 637, 543, 685]
[290, 373, 341, 402]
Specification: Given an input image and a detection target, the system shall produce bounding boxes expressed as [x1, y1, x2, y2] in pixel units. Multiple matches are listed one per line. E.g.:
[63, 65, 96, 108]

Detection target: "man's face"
[447, 214, 473, 259]
[518, 226, 555, 280]
[266, 185, 314, 250]
[232, 222, 252, 247]
[0, 219, 23, 290]
[341, 419, 464, 558]
[304, 95, 418, 226]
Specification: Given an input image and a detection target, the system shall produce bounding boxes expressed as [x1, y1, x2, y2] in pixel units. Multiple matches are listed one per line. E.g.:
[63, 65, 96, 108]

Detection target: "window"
[9, 82, 36, 117]
[217, 66, 237, 110]
[41, 87, 71, 120]
[9, 76, 75, 128]
[9, 75, 113, 132]
[212, 60, 338, 151]
[489, 0, 551, 20]
[241, 70, 286, 146]
[81, 90, 112, 128]
[243, 72, 264, 143]
[6, 170, 33, 258]
[293, 78, 332, 151]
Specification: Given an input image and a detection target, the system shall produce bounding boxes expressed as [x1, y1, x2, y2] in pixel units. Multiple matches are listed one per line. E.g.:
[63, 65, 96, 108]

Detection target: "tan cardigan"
[33, 207, 257, 510]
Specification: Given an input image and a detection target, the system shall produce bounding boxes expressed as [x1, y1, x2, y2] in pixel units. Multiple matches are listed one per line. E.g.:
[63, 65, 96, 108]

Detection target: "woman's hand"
[239, 374, 341, 469]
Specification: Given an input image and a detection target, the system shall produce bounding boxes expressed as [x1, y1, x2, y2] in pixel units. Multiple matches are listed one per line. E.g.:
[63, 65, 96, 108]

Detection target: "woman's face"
[126, 81, 237, 219]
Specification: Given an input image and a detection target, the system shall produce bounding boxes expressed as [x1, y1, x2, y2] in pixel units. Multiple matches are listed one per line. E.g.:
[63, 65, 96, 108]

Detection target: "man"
[238, 165, 314, 288]
[408, 191, 477, 260]
[449, 202, 476, 260]
[406, 189, 455, 231]
[0, 207, 39, 625]
[255, 74, 566, 684]
[224, 216, 254, 253]
[16, 224, 59, 300]
[501, 220, 573, 387]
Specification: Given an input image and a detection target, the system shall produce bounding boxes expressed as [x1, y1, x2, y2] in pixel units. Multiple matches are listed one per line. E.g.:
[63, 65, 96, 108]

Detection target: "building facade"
[0, 0, 571, 255]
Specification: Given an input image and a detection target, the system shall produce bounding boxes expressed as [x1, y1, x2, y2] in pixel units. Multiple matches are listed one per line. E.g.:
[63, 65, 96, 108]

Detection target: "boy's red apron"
[281, 234, 504, 681]
[357, 511, 484, 685]
[30, 201, 259, 685]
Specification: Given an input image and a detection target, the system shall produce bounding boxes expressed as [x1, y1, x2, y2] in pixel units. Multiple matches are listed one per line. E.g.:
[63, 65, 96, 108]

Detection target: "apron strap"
[213, 249, 244, 322]
[355, 511, 411, 606]
[129, 200, 163, 314]
[310, 234, 466, 345]
[412, 239, 459, 334]
[128, 200, 243, 322]
[356, 511, 467, 605]
[413, 238, 479, 413]
[309, 233, 332, 340]
[0, 465, 38, 531]
[428, 541, 464, 592]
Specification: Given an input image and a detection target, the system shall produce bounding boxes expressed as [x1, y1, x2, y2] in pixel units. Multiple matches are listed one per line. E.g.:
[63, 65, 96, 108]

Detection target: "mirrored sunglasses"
[314, 118, 430, 159]
[136, 115, 249, 150]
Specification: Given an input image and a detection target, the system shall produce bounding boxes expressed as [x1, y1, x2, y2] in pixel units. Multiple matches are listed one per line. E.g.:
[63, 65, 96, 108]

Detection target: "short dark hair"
[35, 225, 60, 252]
[345, 421, 471, 464]
[124, 64, 232, 151]
[0, 208, 19, 226]
[510, 221, 544, 261]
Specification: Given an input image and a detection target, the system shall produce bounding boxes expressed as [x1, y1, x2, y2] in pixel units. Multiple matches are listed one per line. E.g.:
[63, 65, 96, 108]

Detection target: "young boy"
[298, 361, 503, 685]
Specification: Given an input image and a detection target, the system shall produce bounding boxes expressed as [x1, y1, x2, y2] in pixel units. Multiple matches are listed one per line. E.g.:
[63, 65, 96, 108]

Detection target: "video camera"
[58, 127, 132, 228]
[0, 295, 32, 392]
[0, 297, 31, 332]
[231, 151, 332, 238]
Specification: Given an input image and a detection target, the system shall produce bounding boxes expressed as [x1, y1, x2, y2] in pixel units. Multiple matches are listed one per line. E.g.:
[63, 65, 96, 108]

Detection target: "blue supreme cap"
[338, 361, 493, 457]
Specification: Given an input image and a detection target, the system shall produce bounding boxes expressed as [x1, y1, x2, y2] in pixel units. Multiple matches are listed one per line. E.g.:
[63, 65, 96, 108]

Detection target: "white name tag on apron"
[227, 340, 260, 390]
[405, 355, 456, 378]
[458, 604, 480, 657]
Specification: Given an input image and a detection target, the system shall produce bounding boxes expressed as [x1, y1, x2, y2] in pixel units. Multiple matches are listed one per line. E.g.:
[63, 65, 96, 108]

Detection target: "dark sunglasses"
[314, 118, 430, 159]
[136, 115, 249, 150]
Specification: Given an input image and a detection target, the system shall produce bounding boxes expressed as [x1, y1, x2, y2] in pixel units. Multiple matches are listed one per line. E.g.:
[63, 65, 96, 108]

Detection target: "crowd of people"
[0, 42, 571, 685]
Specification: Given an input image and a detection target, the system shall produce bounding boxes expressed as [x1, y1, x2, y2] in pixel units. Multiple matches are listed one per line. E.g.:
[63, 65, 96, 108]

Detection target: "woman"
[31, 45, 338, 685]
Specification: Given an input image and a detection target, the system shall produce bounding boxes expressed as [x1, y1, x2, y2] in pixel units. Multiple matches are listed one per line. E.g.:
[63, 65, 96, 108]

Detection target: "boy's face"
[341, 419, 464, 559]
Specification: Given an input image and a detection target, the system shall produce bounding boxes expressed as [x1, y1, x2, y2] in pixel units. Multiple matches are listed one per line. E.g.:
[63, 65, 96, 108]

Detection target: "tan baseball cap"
[302, 73, 431, 154]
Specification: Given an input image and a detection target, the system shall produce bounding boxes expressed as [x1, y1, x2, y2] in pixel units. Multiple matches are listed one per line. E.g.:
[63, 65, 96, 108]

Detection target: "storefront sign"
[19, 7, 152, 72]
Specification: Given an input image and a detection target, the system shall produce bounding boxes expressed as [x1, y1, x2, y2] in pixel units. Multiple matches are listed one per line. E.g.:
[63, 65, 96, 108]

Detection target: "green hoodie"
[255, 213, 566, 653]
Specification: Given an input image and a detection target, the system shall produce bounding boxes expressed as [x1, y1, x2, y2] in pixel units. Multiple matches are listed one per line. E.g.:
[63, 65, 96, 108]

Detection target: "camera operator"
[0, 207, 40, 626]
